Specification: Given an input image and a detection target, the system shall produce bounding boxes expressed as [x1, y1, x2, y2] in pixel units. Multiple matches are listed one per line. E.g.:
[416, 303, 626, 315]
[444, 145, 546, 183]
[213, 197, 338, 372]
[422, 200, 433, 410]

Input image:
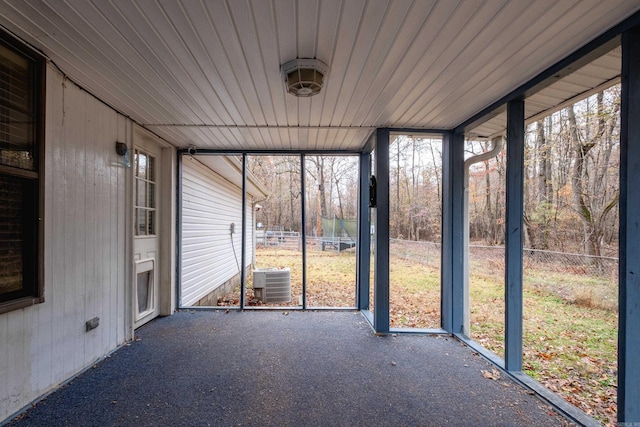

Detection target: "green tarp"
[321, 217, 357, 239]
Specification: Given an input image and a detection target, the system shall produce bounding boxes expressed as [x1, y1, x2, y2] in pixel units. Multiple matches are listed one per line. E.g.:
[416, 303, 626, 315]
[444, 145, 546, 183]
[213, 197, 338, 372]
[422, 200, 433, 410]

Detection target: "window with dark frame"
[0, 30, 44, 313]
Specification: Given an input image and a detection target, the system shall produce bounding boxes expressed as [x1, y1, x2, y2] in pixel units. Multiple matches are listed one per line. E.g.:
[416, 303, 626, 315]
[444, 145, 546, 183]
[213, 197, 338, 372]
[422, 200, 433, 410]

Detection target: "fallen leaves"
[538, 351, 554, 360]
[481, 368, 502, 380]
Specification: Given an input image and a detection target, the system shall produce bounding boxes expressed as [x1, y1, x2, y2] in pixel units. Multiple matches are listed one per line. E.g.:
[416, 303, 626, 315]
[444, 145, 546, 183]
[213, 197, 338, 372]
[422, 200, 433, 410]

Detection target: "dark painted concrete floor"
[9, 311, 575, 426]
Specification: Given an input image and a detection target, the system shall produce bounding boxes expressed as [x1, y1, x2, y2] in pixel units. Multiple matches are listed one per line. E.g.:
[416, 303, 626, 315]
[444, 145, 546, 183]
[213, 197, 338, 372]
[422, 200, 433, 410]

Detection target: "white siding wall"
[0, 66, 130, 421]
[181, 158, 254, 306]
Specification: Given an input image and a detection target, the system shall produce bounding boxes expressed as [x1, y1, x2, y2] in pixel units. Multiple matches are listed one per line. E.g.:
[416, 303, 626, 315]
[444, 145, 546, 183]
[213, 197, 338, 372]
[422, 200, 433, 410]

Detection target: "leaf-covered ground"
[220, 247, 617, 426]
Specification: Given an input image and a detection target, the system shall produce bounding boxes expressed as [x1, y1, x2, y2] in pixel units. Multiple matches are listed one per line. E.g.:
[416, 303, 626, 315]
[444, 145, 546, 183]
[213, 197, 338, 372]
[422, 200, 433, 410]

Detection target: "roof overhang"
[190, 155, 269, 200]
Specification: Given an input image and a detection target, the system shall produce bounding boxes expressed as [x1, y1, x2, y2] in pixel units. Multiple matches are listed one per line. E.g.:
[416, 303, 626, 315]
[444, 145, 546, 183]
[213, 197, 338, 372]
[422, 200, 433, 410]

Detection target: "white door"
[133, 139, 161, 329]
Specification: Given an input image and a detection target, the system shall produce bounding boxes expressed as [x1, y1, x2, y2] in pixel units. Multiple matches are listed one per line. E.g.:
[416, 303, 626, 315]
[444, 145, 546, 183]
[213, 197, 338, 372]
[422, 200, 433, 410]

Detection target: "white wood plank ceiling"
[469, 46, 623, 139]
[1, 0, 639, 150]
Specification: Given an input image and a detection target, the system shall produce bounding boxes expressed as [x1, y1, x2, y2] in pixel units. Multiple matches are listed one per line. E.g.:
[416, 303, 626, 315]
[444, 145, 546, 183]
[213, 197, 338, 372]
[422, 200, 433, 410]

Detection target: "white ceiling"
[1, 0, 638, 150]
[470, 46, 622, 139]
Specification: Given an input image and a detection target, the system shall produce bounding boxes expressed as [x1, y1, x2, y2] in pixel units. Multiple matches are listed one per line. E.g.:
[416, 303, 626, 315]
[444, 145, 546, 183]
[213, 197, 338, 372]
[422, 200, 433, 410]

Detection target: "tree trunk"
[335, 177, 344, 219]
[428, 141, 442, 218]
[543, 116, 553, 202]
[317, 156, 328, 219]
[531, 119, 552, 249]
[483, 160, 494, 244]
[568, 104, 598, 255]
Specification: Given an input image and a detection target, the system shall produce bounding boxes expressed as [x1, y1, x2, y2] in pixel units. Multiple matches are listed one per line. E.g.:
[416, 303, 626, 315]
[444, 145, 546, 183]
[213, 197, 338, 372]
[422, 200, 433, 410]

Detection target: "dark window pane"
[0, 43, 36, 171]
[148, 182, 155, 208]
[148, 155, 155, 182]
[148, 210, 155, 235]
[0, 174, 36, 302]
[0, 31, 43, 312]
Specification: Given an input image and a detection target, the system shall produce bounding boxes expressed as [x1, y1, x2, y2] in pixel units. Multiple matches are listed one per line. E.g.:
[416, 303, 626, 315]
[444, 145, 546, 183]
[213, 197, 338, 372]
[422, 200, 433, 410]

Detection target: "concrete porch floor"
[9, 311, 575, 426]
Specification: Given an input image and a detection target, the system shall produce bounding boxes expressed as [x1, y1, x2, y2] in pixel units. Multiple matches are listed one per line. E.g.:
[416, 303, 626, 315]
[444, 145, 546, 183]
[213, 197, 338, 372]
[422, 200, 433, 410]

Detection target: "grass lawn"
[467, 260, 617, 424]
[229, 247, 618, 426]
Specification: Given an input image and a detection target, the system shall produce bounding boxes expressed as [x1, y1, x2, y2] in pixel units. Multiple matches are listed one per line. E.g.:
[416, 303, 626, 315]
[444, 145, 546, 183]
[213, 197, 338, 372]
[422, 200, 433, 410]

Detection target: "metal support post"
[504, 99, 525, 372]
[374, 129, 390, 333]
[618, 27, 640, 424]
[300, 154, 307, 309]
[240, 154, 247, 309]
[441, 132, 465, 333]
[357, 152, 371, 310]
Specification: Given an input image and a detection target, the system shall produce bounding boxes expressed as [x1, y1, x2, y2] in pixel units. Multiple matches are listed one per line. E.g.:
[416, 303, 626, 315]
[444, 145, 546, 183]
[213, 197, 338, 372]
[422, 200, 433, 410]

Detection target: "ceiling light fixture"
[281, 58, 329, 97]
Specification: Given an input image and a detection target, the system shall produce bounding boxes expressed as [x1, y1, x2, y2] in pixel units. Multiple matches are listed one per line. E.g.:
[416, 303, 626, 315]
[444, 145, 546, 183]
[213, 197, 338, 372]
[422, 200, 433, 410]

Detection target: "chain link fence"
[257, 234, 359, 254]
[390, 238, 441, 269]
[391, 239, 618, 282]
[467, 245, 618, 281]
[256, 230, 303, 251]
[259, 235, 618, 288]
[391, 239, 618, 310]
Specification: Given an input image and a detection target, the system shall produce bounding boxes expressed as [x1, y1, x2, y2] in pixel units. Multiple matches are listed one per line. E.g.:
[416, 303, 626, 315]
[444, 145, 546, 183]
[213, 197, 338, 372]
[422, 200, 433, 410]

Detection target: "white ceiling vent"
[281, 58, 329, 97]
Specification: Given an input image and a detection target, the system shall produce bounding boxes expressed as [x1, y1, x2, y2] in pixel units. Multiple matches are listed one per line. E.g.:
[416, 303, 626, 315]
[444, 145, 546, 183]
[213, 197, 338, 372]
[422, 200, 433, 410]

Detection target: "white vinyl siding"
[0, 65, 129, 421]
[181, 158, 254, 306]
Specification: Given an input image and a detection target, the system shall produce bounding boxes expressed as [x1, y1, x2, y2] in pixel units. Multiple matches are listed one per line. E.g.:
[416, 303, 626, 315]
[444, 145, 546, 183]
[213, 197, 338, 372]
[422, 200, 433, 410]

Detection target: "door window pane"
[137, 179, 146, 207]
[136, 209, 147, 236]
[134, 149, 156, 236]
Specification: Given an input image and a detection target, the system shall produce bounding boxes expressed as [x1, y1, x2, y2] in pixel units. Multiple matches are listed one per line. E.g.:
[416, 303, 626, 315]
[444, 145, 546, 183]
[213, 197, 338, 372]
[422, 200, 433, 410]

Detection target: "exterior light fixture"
[115, 141, 128, 156]
[281, 58, 329, 97]
[115, 141, 130, 168]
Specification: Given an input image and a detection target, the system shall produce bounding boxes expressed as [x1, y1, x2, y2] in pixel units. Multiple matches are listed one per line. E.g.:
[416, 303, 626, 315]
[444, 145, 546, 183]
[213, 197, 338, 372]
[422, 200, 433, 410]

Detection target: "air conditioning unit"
[253, 268, 291, 303]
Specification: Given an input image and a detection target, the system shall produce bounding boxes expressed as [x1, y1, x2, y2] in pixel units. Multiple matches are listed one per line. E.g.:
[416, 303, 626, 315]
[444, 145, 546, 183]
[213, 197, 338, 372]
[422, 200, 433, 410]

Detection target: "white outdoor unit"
[253, 268, 291, 303]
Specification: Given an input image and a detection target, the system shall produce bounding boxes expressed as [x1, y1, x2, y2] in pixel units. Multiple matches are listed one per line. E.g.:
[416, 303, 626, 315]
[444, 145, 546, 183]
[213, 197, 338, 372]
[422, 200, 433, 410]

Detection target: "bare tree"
[567, 91, 619, 257]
